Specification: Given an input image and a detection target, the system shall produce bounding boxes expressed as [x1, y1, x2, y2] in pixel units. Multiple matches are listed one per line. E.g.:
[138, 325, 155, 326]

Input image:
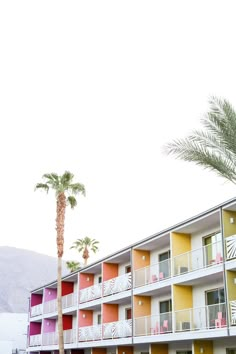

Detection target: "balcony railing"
[103, 273, 132, 296]
[230, 300, 236, 325]
[103, 319, 132, 339]
[134, 303, 227, 336]
[78, 320, 132, 341]
[43, 298, 57, 314]
[62, 292, 77, 308]
[225, 234, 236, 260]
[134, 259, 171, 287]
[173, 240, 223, 276]
[78, 324, 102, 341]
[79, 283, 102, 303]
[29, 334, 41, 346]
[64, 328, 76, 343]
[31, 303, 43, 317]
[42, 331, 58, 346]
[134, 312, 172, 336]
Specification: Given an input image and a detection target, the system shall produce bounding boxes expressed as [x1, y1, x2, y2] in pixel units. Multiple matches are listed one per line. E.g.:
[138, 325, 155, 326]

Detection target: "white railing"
[78, 324, 102, 341]
[103, 319, 132, 339]
[134, 259, 171, 287]
[103, 273, 132, 296]
[43, 298, 57, 314]
[230, 300, 236, 325]
[134, 303, 227, 337]
[134, 312, 172, 336]
[225, 234, 236, 260]
[29, 334, 41, 346]
[62, 292, 77, 308]
[173, 240, 223, 276]
[42, 331, 58, 345]
[64, 328, 76, 343]
[31, 303, 43, 317]
[79, 283, 102, 303]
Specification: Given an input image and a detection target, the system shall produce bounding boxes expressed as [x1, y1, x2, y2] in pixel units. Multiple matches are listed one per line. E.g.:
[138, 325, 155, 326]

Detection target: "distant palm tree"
[70, 236, 99, 265]
[66, 260, 81, 273]
[35, 171, 85, 354]
[164, 96, 236, 184]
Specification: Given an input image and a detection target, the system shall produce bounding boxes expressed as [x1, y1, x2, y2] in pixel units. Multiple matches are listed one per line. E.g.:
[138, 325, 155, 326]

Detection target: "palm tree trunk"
[57, 256, 63, 354]
[56, 192, 66, 354]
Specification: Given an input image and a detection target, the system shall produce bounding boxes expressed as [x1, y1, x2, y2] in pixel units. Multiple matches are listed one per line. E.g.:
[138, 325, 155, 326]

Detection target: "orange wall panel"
[92, 348, 107, 354]
[118, 346, 133, 354]
[133, 249, 150, 270]
[103, 303, 118, 323]
[79, 310, 93, 326]
[103, 262, 118, 281]
[79, 273, 94, 289]
[133, 295, 151, 317]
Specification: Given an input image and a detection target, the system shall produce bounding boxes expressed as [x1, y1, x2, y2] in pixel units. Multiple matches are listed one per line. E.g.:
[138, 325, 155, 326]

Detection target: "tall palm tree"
[35, 171, 85, 354]
[70, 236, 99, 265]
[66, 260, 81, 273]
[164, 96, 236, 184]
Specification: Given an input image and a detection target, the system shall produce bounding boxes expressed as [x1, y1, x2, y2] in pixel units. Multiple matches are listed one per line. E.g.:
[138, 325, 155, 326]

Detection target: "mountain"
[0, 246, 68, 313]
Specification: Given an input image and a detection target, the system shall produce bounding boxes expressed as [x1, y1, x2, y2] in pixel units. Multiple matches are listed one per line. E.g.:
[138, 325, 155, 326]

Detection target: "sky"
[1, 0, 236, 265]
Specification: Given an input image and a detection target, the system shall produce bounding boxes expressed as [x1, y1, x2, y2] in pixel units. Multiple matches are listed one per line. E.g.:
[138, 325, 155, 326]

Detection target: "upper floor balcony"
[173, 240, 223, 276]
[43, 292, 77, 314]
[79, 283, 102, 303]
[103, 272, 132, 296]
[31, 303, 43, 317]
[134, 258, 171, 288]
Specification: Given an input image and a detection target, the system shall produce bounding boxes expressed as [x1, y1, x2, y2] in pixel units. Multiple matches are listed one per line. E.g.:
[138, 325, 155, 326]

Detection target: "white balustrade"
[103, 319, 132, 339]
[62, 292, 77, 308]
[29, 334, 41, 346]
[78, 324, 102, 341]
[103, 273, 132, 296]
[31, 303, 42, 317]
[42, 331, 58, 345]
[43, 298, 57, 313]
[79, 283, 102, 303]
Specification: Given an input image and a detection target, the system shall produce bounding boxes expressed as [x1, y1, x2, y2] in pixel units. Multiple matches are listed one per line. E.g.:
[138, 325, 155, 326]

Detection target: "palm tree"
[66, 260, 81, 273]
[35, 171, 85, 354]
[70, 236, 99, 265]
[164, 96, 236, 184]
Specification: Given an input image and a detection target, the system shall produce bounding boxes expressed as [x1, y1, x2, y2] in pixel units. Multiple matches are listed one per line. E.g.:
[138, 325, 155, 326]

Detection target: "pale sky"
[1, 0, 236, 265]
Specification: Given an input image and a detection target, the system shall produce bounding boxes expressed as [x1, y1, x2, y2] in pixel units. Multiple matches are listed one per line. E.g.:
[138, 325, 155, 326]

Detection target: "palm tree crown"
[164, 96, 236, 184]
[66, 260, 81, 273]
[70, 236, 99, 265]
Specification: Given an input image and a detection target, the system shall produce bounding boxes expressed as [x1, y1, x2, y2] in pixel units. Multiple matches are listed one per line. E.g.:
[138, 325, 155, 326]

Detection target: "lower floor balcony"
[134, 302, 231, 336]
[78, 319, 132, 341]
[29, 328, 76, 347]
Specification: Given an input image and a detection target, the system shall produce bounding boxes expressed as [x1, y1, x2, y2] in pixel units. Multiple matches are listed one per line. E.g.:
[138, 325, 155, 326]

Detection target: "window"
[98, 276, 102, 283]
[125, 307, 132, 320]
[206, 288, 226, 328]
[203, 231, 222, 265]
[97, 314, 101, 324]
[176, 351, 192, 354]
[227, 349, 236, 354]
[159, 251, 170, 277]
[126, 265, 131, 273]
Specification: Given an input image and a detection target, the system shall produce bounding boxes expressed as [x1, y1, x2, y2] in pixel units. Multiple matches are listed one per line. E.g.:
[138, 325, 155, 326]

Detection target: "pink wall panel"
[31, 294, 43, 306]
[43, 319, 56, 333]
[79, 273, 94, 289]
[29, 322, 41, 335]
[44, 288, 57, 301]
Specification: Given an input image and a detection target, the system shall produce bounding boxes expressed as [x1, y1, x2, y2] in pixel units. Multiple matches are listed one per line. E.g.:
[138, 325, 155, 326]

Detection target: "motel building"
[27, 197, 236, 354]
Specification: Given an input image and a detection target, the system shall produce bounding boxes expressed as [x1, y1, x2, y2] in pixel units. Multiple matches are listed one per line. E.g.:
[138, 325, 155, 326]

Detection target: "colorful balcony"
[78, 324, 102, 341]
[62, 292, 77, 308]
[29, 333, 41, 347]
[31, 303, 43, 317]
[225, 234, 236, 260]
[103, 272, 132, 296]
[134, 312, 172, 336]
[79, 283, 102, 303]
[134, 259, 171, 287]
[173, 240, 223, 276]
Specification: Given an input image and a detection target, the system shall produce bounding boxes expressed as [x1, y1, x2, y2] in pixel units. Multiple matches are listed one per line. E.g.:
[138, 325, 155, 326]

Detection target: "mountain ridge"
[0, 246, 68, 313]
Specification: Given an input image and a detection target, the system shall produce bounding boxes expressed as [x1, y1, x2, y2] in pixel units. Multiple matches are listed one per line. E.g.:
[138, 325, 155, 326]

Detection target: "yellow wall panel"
[173, 285, 193, 310]
[171, 232, 191, 257]
[222, 210, 236, 237]
[150, 343, 168, 354]
[226, 270, 236, 301]
[194, 340, 213, 354]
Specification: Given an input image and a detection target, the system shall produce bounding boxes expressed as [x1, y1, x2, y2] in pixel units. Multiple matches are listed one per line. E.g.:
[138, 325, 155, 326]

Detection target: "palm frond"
[61, 171, 74, 187]
[34, 183, 49, 193]
[69, 183, 86, 196]
[67, 196, 77, 209]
